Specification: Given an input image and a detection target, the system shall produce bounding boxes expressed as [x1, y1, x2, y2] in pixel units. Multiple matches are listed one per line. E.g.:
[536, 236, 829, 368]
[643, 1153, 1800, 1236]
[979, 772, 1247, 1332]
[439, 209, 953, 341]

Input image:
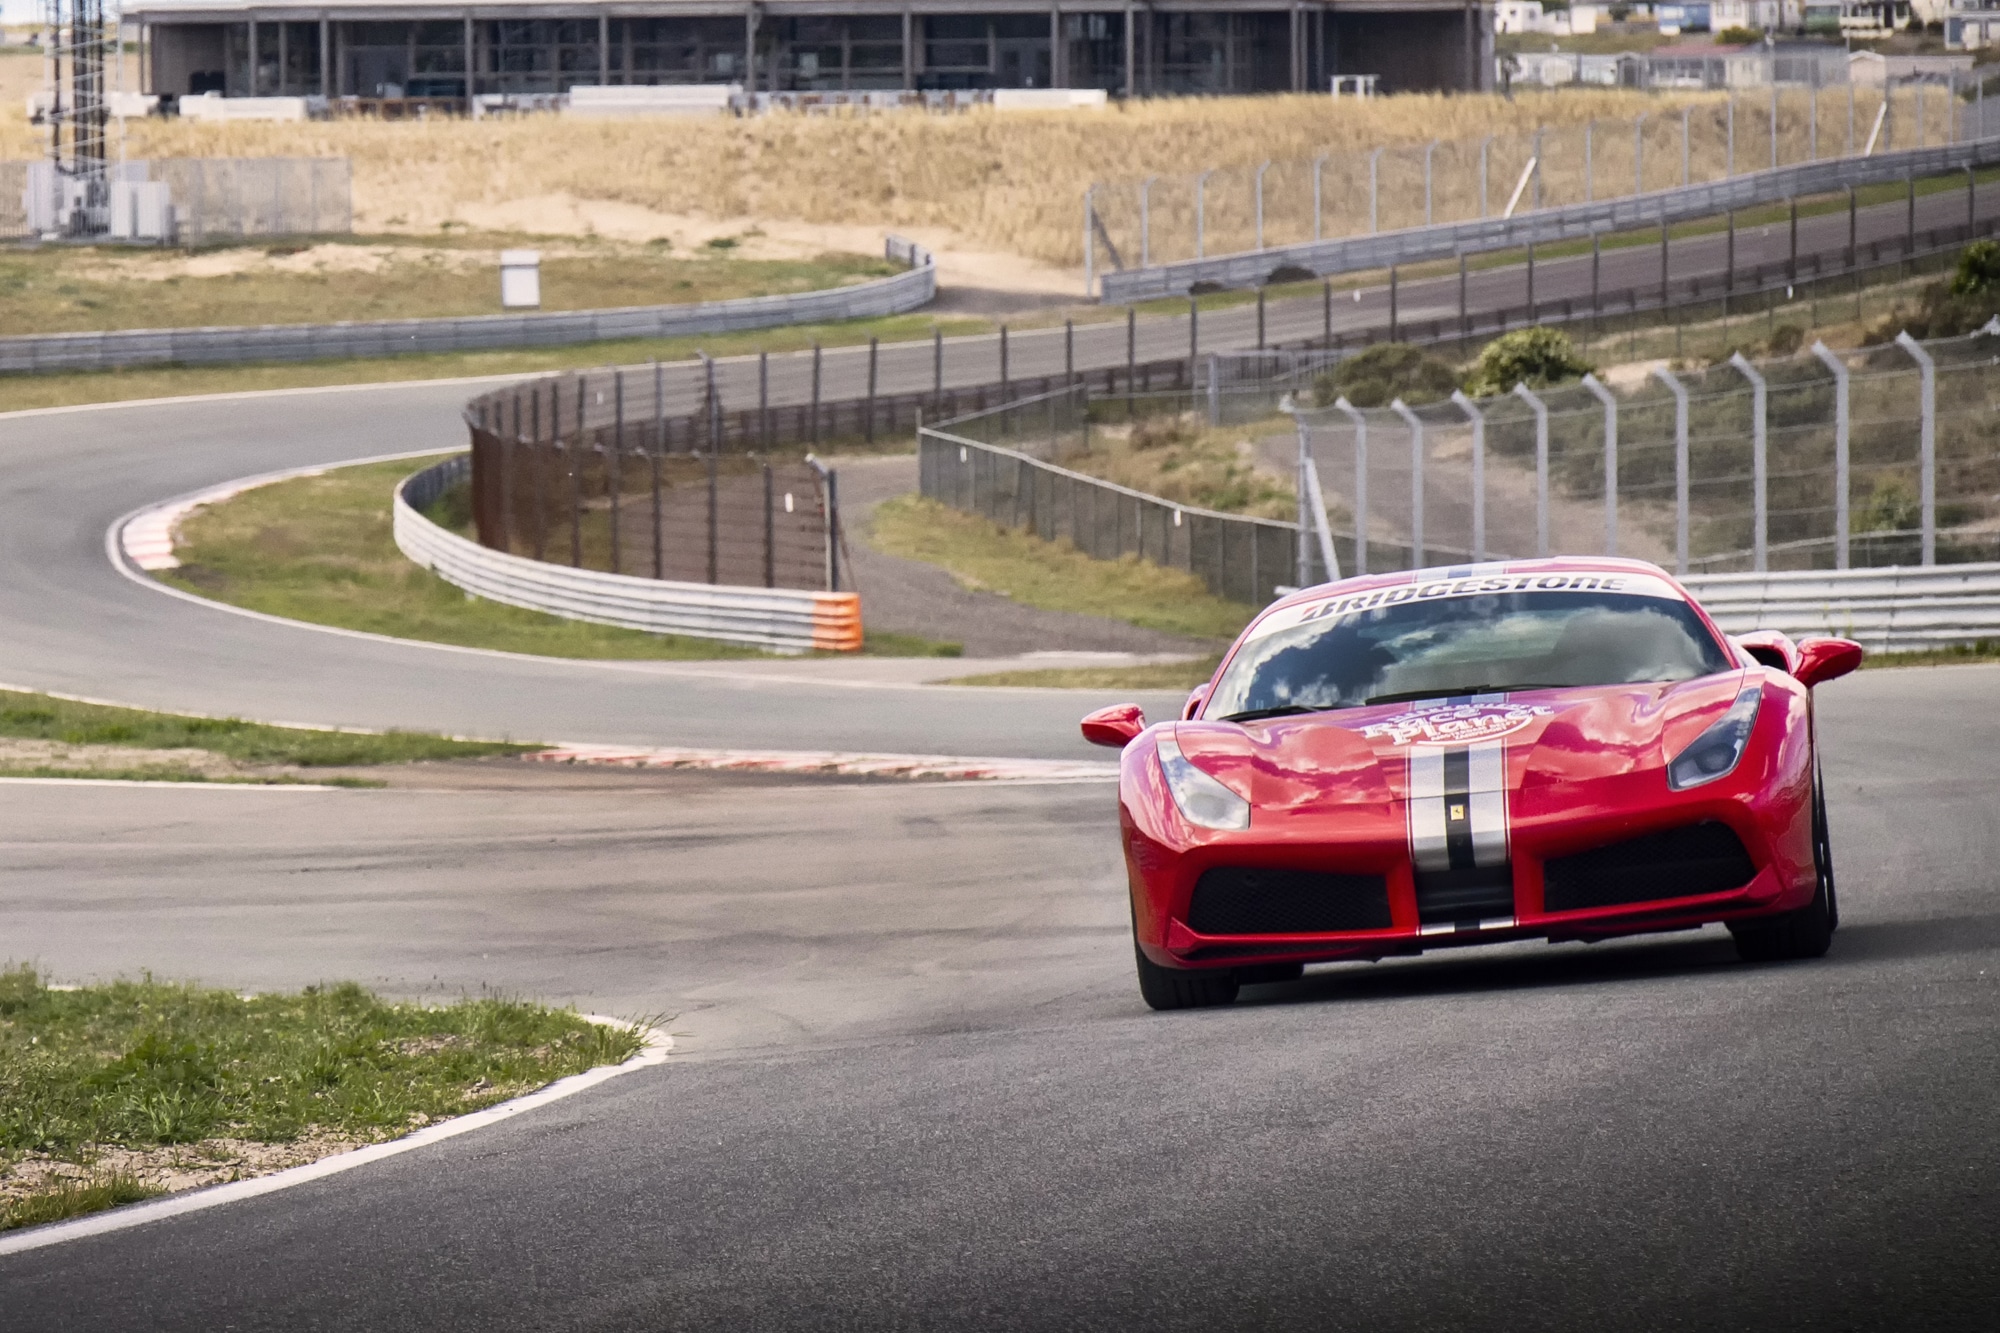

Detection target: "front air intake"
[1542, 822, 1757, 913]
[1187, 867, 1393, 935]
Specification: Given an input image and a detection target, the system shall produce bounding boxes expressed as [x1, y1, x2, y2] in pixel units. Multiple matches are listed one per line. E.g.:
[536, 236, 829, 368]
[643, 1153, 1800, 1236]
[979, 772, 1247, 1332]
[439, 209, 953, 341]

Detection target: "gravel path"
[834, 454, 1217, 659]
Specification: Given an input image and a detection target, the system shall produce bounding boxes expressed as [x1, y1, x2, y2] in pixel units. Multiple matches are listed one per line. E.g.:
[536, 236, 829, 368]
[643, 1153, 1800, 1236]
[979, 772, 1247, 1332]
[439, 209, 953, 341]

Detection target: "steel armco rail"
[1684, 563, 2000, 652]
[395, 456, 862, 652]
[0, 238, 934, 374]
[1101, 136, 2000, 302]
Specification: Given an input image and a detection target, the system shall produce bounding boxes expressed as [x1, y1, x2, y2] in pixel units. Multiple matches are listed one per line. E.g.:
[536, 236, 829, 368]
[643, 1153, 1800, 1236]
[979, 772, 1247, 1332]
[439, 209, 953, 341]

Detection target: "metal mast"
[42, 0, 111, 237]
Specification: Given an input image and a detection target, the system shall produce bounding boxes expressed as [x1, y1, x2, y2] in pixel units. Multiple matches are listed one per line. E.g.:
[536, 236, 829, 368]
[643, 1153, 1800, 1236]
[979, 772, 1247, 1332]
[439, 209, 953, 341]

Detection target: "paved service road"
[2, 664, 1996, 1328]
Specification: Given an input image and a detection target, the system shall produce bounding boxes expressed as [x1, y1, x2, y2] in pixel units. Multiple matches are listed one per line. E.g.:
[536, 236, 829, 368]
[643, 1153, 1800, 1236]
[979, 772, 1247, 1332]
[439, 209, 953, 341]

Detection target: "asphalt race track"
[1, 664, 1996, 1329]
[1, 240, 1998, 1325]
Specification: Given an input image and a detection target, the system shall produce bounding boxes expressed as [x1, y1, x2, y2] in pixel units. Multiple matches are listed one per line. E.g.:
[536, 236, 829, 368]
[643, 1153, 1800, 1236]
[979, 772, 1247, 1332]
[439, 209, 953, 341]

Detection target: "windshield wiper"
[1220, 704, 1330, 723]
[1364, 683, 1569, 707]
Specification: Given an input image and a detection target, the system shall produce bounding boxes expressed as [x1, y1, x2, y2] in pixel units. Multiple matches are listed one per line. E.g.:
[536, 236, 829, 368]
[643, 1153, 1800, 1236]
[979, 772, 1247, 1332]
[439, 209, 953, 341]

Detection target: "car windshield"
[1207, 586, 1734, 721]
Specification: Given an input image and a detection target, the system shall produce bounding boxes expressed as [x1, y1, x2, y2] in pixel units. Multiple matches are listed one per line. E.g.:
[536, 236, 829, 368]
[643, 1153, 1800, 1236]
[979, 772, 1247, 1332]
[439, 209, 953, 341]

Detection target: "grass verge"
[867, 494, 1251, 641]
[0, 236, 898, 336]
[0, 686, 528, 781]
[1862, 639, 2000, 669]
[165, 456, 955, 659]
[944, 656, 1221, 691]
[0, 965, 645, 1232]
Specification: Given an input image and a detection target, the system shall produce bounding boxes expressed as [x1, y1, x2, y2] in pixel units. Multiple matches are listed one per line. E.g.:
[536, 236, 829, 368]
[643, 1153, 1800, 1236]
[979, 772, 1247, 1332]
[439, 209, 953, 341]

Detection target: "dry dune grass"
[0, 81, 1938, 269]
[0, 90, 1703, 266]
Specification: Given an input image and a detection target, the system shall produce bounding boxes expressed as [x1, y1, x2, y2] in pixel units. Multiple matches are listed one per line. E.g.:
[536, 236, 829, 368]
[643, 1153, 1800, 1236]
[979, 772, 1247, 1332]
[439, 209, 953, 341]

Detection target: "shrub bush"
[1462, 327, 1595, 398]
[1313, 342, 1460, 408]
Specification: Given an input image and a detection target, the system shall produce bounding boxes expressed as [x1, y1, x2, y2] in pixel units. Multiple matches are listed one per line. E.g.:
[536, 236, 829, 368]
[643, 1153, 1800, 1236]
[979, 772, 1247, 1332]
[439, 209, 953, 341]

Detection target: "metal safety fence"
[0, 235, 933, 374]
[911, 326, 2000, 621]
[918, 386, 1304, 609]
[1100, 127, 2000, 301]
[1089, 85, 1961, 281]
[395, 455, 861, 652]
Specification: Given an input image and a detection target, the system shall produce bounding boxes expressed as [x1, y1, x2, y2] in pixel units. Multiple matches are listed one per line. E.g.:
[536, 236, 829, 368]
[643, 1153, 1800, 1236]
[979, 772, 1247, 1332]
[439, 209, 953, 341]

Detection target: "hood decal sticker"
[1406, 694, 1514, 875]
[1361, 700, 1554, 748]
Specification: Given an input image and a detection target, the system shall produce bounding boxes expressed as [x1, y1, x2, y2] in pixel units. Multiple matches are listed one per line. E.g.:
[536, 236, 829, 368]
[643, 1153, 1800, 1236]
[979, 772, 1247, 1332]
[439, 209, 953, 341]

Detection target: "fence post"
[652, 360, 664, 452]
[1188, 294, 1198, 372]
[758, 351, 770, 449]
[1312, 155, 1327, 241]
[1584, 119, 1594, 202]
[1369, 148, 1383, 233]
[1450, 390, 1486, 561]
[810, 342, 822, 447]
[1423, 140, 1438, 225]
[1906, 172, 1917, 257]
[1512, 383, 1550, 558]
[1659, 221, 1669, 308]
[1459, 252, 1470, 336]
[1136, 176, 1154, 267]
[1788, 198, 1798, 286]
[1727, 95, 1736, 177]
[1968, 164, 1977, 238]
[1334, 396, 1368, 575]
[1000, 324, 1010, 398]
[1295, 418, 1312, 589]
[1894, 331, 1937, 566]
[1065, 318, 1075, 383]
[1478, 136, 1491, 218]
[570, 375, 585, 567]
[1255, 159, 1270, 249]
[1591, 234, 1601, 314]
[1391, 397, 1424, 568]
[1810, 340, 1851, 571]
[1653, 367, 1691, 576]
[1389, 267, 1399, 341]
[1847, 186, 1857, 269]
[611, 370, 624, 574]
[1196, 169, 1213, 257]
[1206, 353, 1220, 425]
[706, 449, 718, 583]
[1634, 114, 1646, 195]
[933, 326, 943, 407]
[1581, 374, 1619, 556]
[1126, 307, 1136, 412]
[865, 335, 879, 442]
[1256, 290, 1266, 349]
[1527, 243, 1535, 321]
[1683, 104, 1692, 184]
[1083, 186, 1095, 299]
[1728, 351, 1770, 572]
[1323, 279, 1333, 343]
[1770, 82, 1780, 172]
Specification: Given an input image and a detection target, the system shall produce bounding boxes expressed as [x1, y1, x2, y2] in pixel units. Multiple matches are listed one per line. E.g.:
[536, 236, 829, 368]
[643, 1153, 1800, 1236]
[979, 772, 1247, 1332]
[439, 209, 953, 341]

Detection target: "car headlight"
[1667, 684, 1762, 791]
[1156, 732, 1251, 830]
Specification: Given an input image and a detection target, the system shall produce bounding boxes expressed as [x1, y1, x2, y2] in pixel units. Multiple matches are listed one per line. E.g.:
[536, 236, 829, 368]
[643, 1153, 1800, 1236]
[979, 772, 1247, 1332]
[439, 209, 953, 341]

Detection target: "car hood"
[1174, 673, 1752, 811]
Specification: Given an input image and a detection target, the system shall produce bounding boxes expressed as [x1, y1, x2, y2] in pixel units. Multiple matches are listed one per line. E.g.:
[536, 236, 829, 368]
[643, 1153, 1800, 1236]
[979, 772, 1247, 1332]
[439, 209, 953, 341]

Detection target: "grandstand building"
[124, 1, 1494, 102]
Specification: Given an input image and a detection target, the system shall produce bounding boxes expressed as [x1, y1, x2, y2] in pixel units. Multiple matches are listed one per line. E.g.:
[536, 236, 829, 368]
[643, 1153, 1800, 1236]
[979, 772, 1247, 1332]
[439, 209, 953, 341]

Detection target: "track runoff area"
[3, 218, 2000, 1332]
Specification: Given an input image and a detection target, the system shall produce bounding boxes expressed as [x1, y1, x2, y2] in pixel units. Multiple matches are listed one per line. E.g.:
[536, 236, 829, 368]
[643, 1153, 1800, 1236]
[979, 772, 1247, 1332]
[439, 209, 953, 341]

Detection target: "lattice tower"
[41, 0, 111, 236]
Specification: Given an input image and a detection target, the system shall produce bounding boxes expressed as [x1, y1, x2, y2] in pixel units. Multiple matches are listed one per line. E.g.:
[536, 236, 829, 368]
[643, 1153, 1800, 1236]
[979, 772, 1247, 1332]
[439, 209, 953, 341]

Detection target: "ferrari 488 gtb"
[1080, 558, 1863, 1011]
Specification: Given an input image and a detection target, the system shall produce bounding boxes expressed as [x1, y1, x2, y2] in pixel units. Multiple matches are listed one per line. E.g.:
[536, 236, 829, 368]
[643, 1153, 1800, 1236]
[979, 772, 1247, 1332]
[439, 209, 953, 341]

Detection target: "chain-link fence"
[914, 330, 2000, 605]
[1089, 84, 1960, 272]
[0, 157, 351, 242]
[464, 406, 843, 592]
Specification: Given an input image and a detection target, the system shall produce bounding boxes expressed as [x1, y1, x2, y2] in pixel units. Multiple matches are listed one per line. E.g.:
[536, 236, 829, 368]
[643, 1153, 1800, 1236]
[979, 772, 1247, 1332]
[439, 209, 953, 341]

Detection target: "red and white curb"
[0, 1018, 670, 1258]
[527, 743, 1118, 783]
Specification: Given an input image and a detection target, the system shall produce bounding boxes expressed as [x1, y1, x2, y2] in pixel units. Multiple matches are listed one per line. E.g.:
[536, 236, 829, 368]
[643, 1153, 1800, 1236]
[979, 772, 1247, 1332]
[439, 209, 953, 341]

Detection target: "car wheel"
[1134, 940, 1240, 1011]
[1730, 774, 1835, 963]
[1813, 763, 1839, 933]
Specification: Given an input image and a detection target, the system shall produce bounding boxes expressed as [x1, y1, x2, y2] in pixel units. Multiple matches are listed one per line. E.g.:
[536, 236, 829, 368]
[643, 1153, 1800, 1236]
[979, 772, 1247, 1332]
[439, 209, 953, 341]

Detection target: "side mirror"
[1080, 703, 1146, 748]
[1182, 683, 1212, 720]
[1795, 637, 1864, 689]
[1735, 629, 1798, 674]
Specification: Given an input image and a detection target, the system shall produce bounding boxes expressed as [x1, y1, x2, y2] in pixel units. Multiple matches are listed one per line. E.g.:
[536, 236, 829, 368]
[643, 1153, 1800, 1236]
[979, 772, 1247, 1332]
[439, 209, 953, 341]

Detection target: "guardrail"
[1684, 563, 2000, 653]
[0, 237, 935, 375]
[1101, 136, 2000, 302]
[394, 456, 862, 653]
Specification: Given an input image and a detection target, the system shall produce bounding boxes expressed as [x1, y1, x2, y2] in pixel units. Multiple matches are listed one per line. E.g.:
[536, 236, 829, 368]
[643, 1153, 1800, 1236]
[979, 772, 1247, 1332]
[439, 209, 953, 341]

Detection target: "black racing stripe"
[1442, 746, 1476, 871]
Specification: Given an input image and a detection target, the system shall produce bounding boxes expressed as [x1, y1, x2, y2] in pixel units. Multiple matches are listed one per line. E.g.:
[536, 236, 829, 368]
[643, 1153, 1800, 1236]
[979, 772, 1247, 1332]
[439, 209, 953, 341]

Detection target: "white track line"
[0, 1020, 671, 1258]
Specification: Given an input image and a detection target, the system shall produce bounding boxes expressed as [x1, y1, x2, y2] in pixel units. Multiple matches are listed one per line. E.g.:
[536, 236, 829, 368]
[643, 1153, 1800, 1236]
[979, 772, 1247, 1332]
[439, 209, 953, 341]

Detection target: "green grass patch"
[165, 456, 955, 660]
[0, 687, 524, 768]
[1861, 638, 2000, 669]
[867, 494, 1252, 642]
[945, 655, 1221, 690]
[164, 457, 773, 661]
[0, 235, 899, 337]
[0, 312, 990, 415]
[0, 965, 645, 1232]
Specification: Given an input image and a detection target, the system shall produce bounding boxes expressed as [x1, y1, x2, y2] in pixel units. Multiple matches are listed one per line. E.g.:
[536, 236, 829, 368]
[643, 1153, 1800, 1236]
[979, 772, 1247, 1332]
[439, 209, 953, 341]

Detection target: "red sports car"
[1081, 558, 1863, 1011]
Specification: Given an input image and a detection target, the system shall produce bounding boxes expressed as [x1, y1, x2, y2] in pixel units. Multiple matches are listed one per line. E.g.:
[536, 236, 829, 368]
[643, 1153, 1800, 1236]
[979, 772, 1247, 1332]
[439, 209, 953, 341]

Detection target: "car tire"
[1730, 773, 1836, 963]
[1134, 941, 1240, 1011]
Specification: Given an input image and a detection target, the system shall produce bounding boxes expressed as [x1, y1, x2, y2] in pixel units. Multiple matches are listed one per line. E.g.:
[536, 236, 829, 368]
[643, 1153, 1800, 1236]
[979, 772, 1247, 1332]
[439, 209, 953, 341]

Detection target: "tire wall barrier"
[394, 456, 862, 653]
[1102, 136, 2000, 302]
[0, 239, 934, 374]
